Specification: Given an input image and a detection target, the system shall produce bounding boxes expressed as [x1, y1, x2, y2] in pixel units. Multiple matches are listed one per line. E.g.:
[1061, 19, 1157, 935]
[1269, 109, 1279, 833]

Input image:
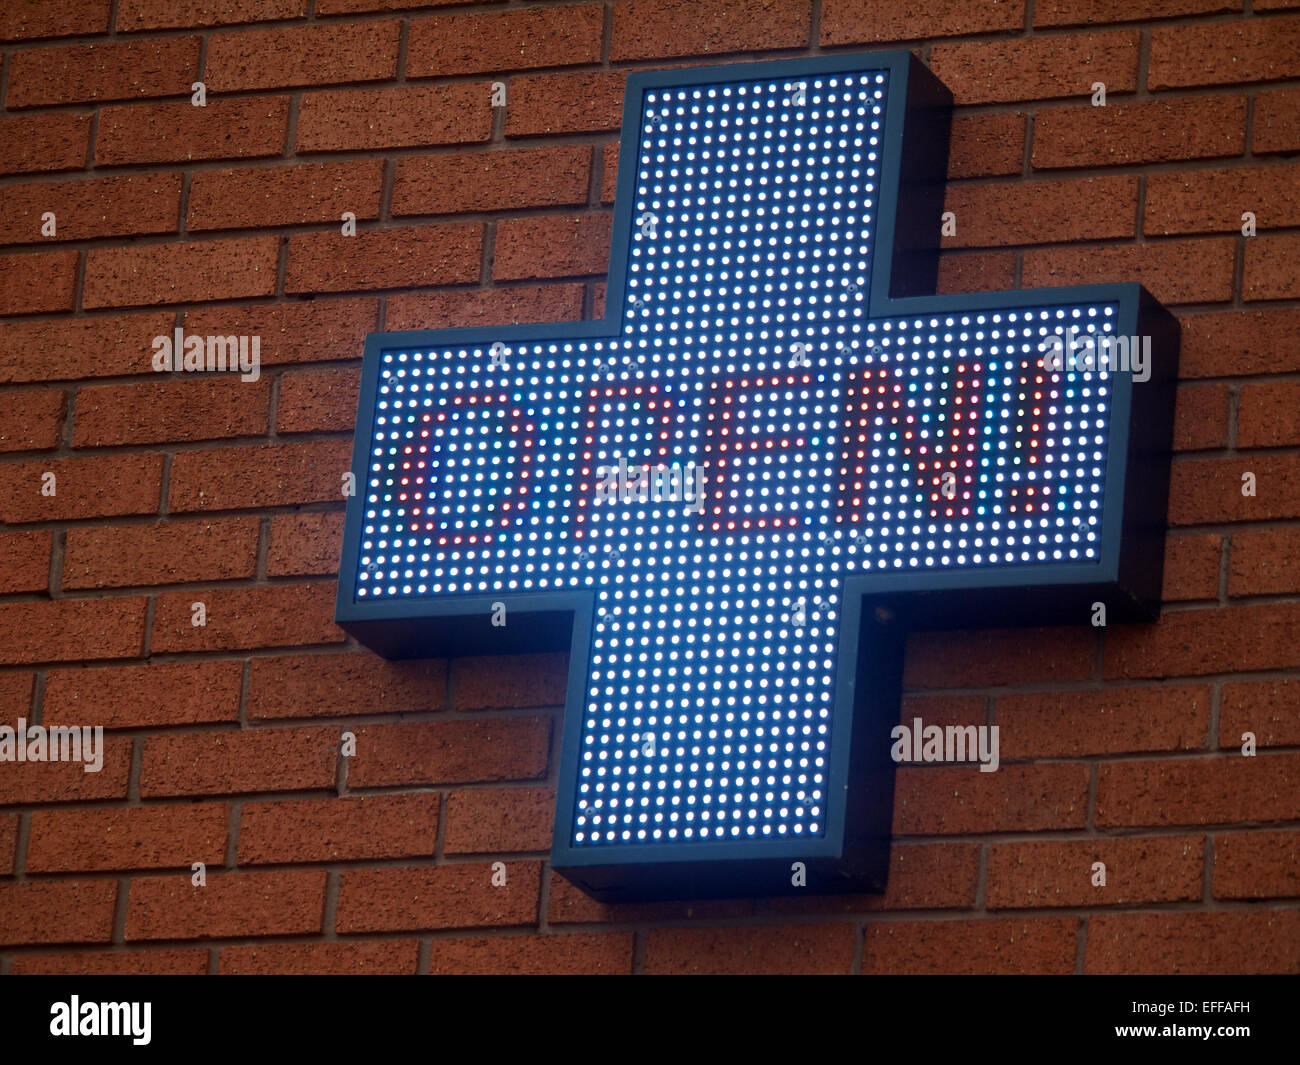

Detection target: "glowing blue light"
[353, 71, 1115, 848]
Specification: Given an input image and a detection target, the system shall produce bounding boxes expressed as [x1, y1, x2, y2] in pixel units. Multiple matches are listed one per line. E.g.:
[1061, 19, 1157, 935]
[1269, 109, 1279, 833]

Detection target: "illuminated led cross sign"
[337, 52, 1179, 901]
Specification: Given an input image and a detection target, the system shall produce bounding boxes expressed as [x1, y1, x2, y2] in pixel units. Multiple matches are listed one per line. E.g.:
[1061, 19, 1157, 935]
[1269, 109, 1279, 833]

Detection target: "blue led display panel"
[337, 52, 1179, 901]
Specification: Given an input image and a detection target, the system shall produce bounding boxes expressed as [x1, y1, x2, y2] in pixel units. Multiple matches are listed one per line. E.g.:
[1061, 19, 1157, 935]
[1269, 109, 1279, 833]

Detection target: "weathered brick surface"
[0, 0, 1292, 979]
[863, 918, 1078, 975]
[27, 804, 229, 873]
[44, 660, 243, 730]
[237, 794, 439, 863]
[428, 932, 633, 975]
[63, 517, 260, 589]
[336, 862, 542, 932]
[218, 939, 419, 975]
[249, 651, 445, 719]
[96, 97, 291, 166]
[140, 725, 340, 797]
[126, 870, 327, 940]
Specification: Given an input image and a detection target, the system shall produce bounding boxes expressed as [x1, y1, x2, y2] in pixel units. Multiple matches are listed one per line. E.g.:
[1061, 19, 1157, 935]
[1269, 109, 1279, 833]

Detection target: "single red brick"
[84, 236, 279, 309]
[600, 143, 619, 203]
[12, 949, 208, 975]
[0, 881, 117, 946]
[188, 159, 384, 232]
[942, 175, 1137, 248]
[63, 517, 260, 590]
[277, 368, 359, 434]
[546, 870, 756, 924]
[995, 684, 1210, 758]
[1087, 911, 1300, 974]
[1033, 96, 1246, 169]
[494, 213, 611, 280]
[451, 653, 568, 710]
[1035, 0, 1240, 25]
[1167, 454, 1300, 525]
[0, 0, 111, 41]
[1023, 238, 1237, 305]
[0, 453, 162, 523]
[168, 438, 353, 512]
[0, 388, 64, 451]
[1215, 829, 1300, 899]
[898, 693, 986, 729]
[7, 37, 200, 108]
[238, 793, 439, 863]
[1147, 163, 1300, 236]
[126, 869, 327, 940]
[1245, 233, 1300, 300]
[757, 842, 981, 915]
[44, 660, 243, 730]
[297, 84, 491, 152]
[249, 651, 446, 720]
[428, 932, 633, 975]
[185, 298, 379, 367]
[1254, 87, 1300, 154]
[384, 284, 584, 331]
[140, 724, 340, 797]
[0, 312, 173, 383]
[0, 530, 51, 593]
[285, 224, 482, 293]
[207, 20, 399, 92]
[929, 32, 1139, 105]
[409, 5, 603, 76]
[0, 598, 147, 665]
[27, 803, 228, 873]
[96, 96, 291, 167]
[645, 924, 855, 975]
[1149, 16, 1300, 90]
[505, 71, 627, 137]
[1173, 381, 1229, 451]
[612, 0, 809, 61]
[348, 717, 550, 787]
[0, 113, 91, 176]
[73, 377, 270, 447]
[1108, 603, 1300, 680]
[0, 726, 130, 805]
[893, 764, 1090, 834]
[1098, 752, 1300, 827]
[0, 812, 16, 874]
[266, 511, 345, 577]
[0, 674, 35, 719]
[393, 146, 592, 216]
[318, 0, 463, 9]
[987, 835, 1204, 908]
[219, 939, 419, 974]
[903, 624, 1095, 689]
[936, 250, 1019, 294]
[151, 584, 344, 653]
[117, 0, 308, 31]
[1229, 527, 1300, 596]
[863, 917, 1078, 975]
[444, 786, 554, 853]
[827, 0, 1024, 42]
[336, 861, 541, 931]
[1163, 533, 1222, 601]
[1238, 380, 1300, 449]
[0, 250, 78, 315]
[947, 112, 1026, 179]
[1178, 307, 1300, 378]
[0, 173, 181, 246]
[1216, 681, 1300, 743]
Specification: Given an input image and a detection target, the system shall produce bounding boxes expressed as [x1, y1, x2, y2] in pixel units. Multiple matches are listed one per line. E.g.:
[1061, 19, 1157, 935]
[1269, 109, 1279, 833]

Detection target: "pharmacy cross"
[337, 52, 1177, 901]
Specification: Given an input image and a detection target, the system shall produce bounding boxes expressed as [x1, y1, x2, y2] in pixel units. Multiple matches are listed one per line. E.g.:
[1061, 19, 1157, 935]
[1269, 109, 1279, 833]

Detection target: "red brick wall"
[0, 0, 1296, 975]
